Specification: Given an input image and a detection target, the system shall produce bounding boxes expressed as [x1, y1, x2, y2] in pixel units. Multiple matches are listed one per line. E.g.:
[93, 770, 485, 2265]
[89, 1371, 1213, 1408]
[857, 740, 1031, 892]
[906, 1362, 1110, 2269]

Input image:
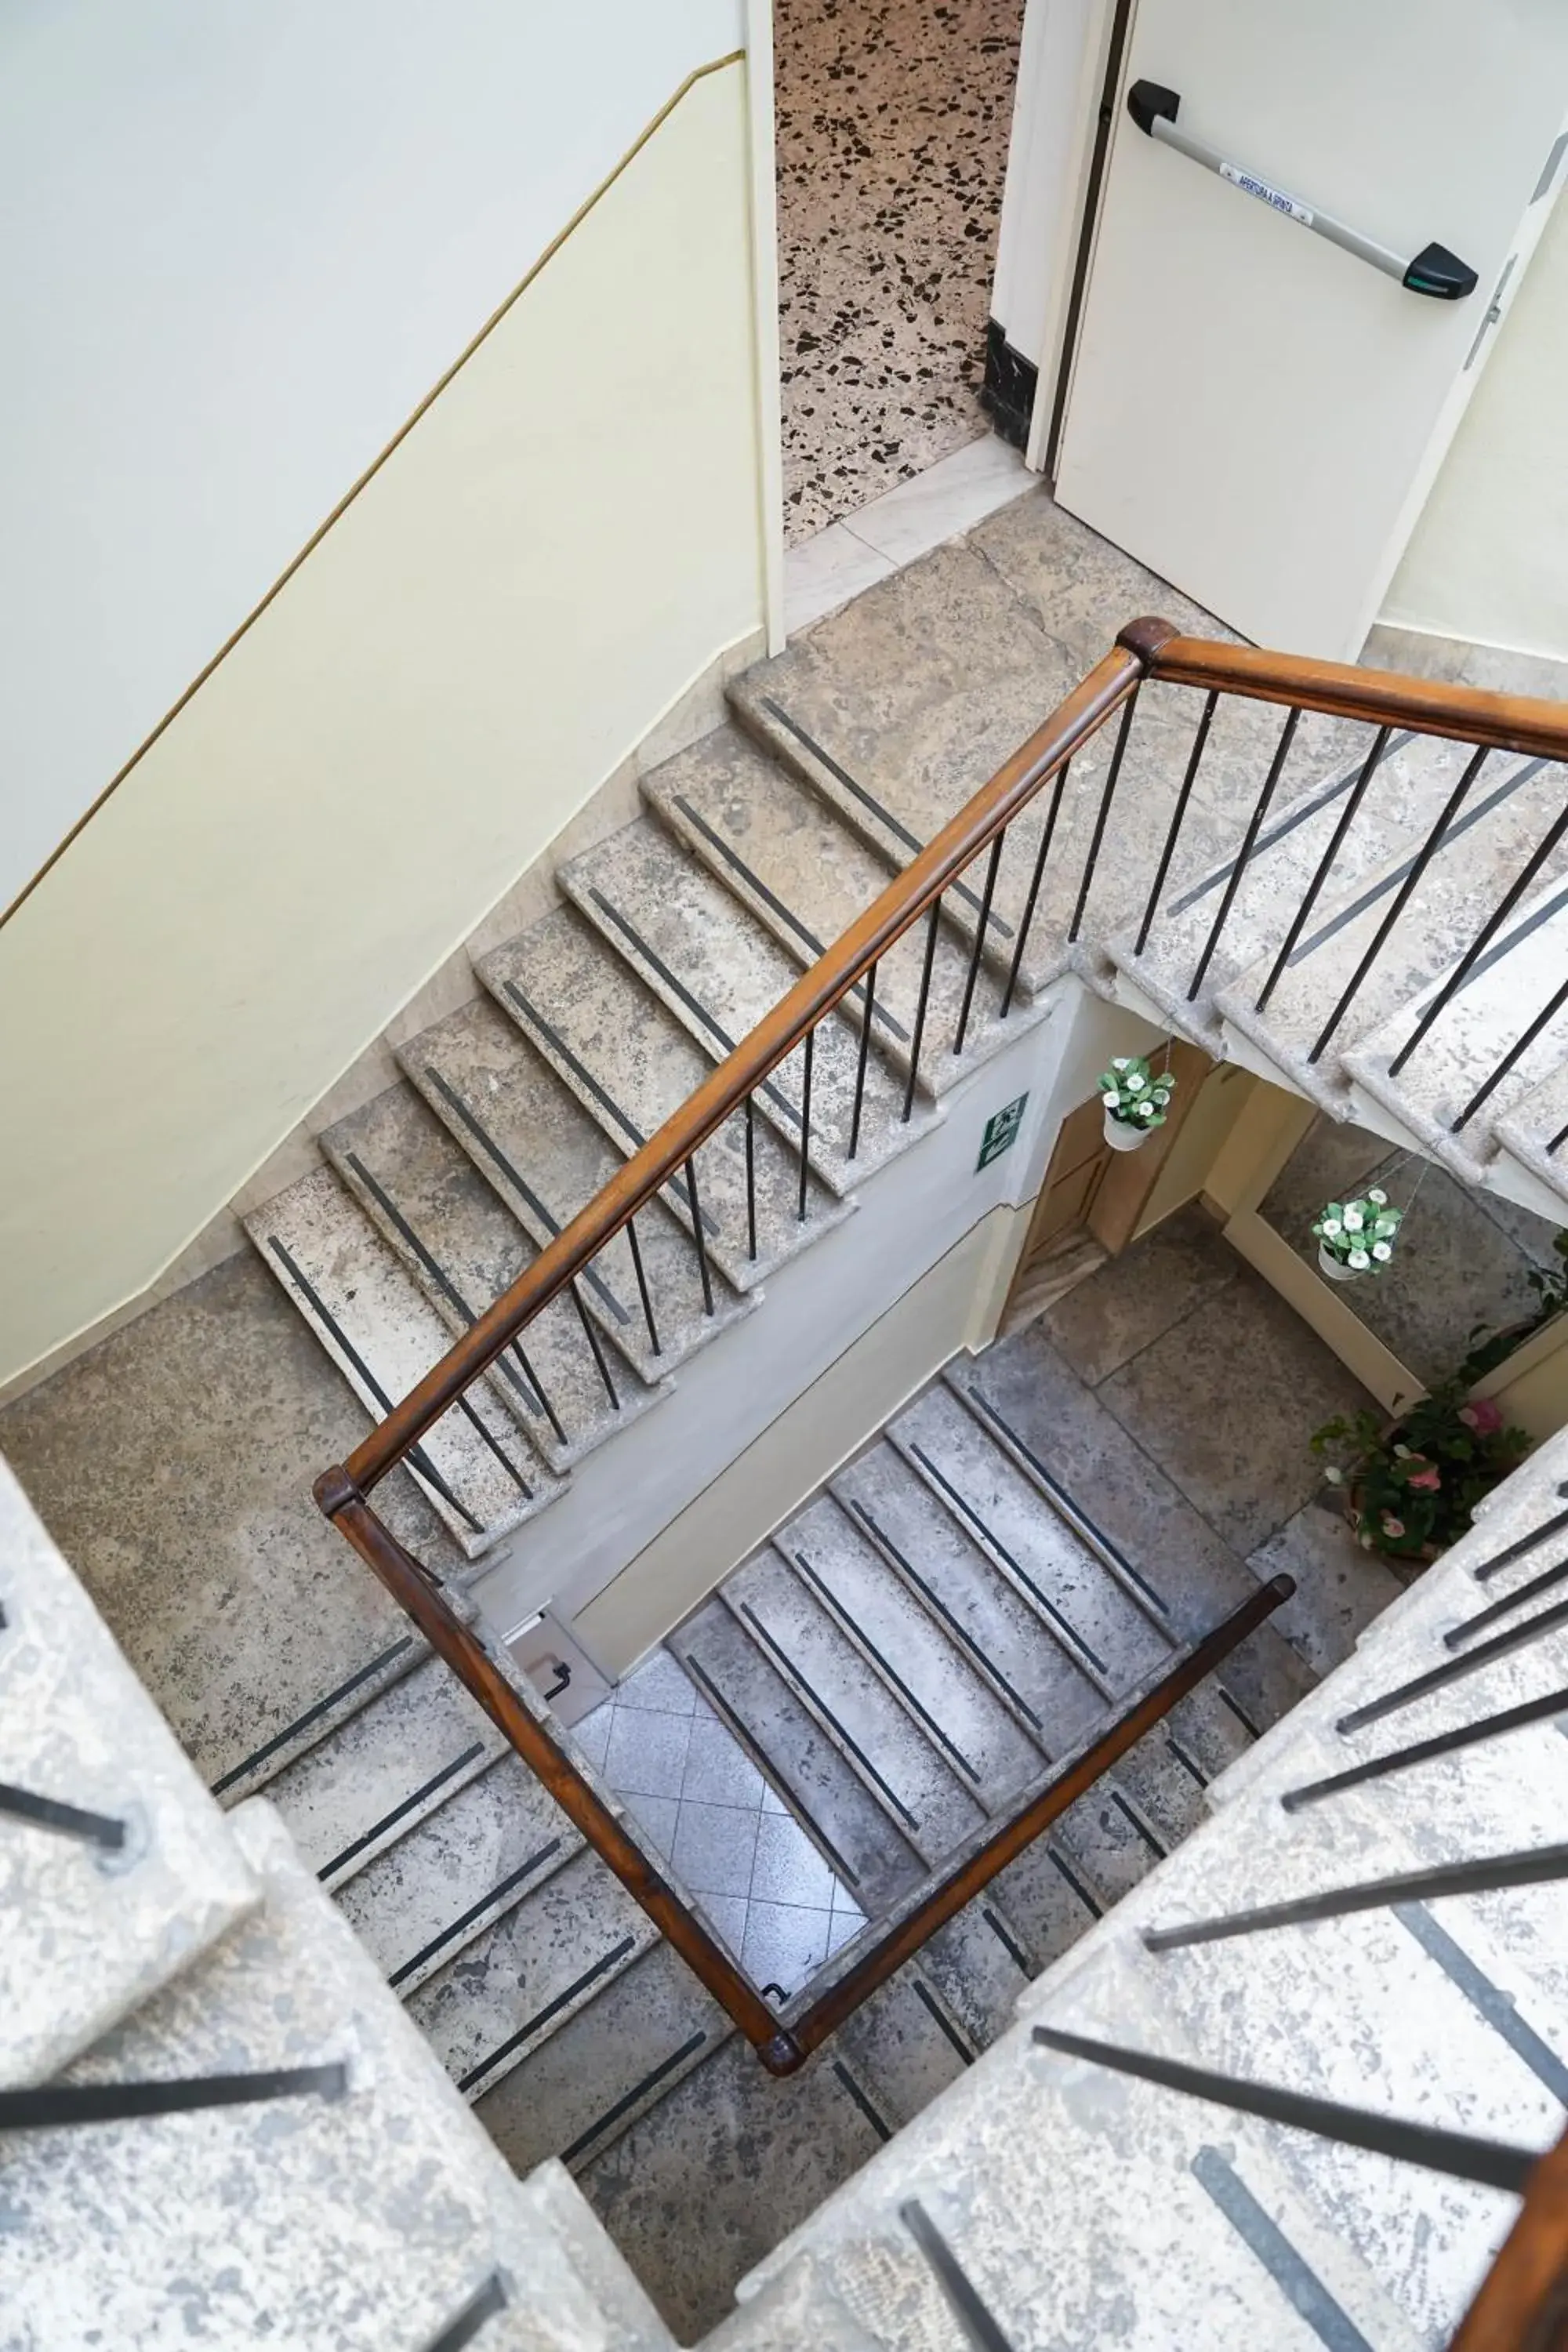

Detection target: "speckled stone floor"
[777, 0, 1025, 543]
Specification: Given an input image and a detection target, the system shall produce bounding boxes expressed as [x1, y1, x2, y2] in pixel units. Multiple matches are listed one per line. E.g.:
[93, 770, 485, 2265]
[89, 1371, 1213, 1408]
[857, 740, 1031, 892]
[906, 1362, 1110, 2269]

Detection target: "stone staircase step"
[0, 1457, 260, 2089]
[335, 1749, 579, 1998]
[644, 721, 1044, 1098]
[909, 1893, 1037, 2049]
[474, 1936, 733, 2182]
[949, 1323, 1318, 1731]
[403, 993, 750, 1381]
[830, 1437, 1110, 1754]
[990, 1830, 1108, 1958]
[827, 1965, 975, 2130]
[1345, 881, 1568, 1192]
[668, 1599, 927, 1918]
[887, 1382, 1174, 1699]
[775, 1491, 1047, 1810]
[243, 1165, 562, 1559]
[1495, 1059, 1568, 1215]
[264, 1650, 506, 1891]
[559, 815, 933, 1187]
[1051, 1779, 1170, 1910]
[406, 1844, 661, 2103]
[5, 1799, 655, 2352]
[322, 1080, 658, 1468]
[721, 1548, 989, 1869]
[478, 909, 848, 1292]
[1106, 1721, 1214, 1852]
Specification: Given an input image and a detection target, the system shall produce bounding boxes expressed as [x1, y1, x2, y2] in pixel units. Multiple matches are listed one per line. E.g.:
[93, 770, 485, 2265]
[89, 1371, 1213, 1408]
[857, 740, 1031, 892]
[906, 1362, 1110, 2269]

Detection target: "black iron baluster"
[685, 1155, 716, 1314]
[0, 2064, 349, 2132]
[1282, 1682, 1568, 1813]
[622, 1221, 662, 1357]
[568, 1277, 621, 1409]
[1134, 691, 1218, 958]
[1033, 2027, 1534, 2193]
[848, 963, 877, 1160]
[1387, 795, 1568, 1080]
[452, 1392, 533, 1498]
[1185, 706, 1301, 1001]
[1338, 1592, 1568, 1733]
[1306, 743, 1491, 1064]
[902, 903, 943, 1123]
[954, 833, 1006, 1058]
[797, 1029, 814, 1222]
[510, 1341, 571, 1451]
[1000, 761, 1071, 1018]
[1451, 971, 1568, 1133]
[1445, 1555, 1568, 1647]
[901, 2201, 1015, 2352]
[744, 1093, 760, 1257]
[1142, 1842, 1568, 1953]
[1069, 687, 1140, 942]
[1254, 723, 1392, 1013]
[0, 1782, 125, 1853]
[1475, 1483, 1568, 1581]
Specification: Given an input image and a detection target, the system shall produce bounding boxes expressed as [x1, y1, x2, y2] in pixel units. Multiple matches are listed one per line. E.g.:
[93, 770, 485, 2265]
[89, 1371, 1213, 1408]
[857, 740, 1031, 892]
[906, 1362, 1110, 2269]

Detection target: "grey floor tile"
[751, 1811, 838, 1910]
[604, 1706, 691, 1801]
[700, 1894, 751, 1955]
[622, 1790, 679, 1860]
[615, 1650, 702, 1715]
[1247, 1501, 1406, 1677]
[681, 1714, 767, 1809]
[1042, 1201, 1240, 1386]
[671, 1801, 761, 1900]
[742, 1900, 833, 1994]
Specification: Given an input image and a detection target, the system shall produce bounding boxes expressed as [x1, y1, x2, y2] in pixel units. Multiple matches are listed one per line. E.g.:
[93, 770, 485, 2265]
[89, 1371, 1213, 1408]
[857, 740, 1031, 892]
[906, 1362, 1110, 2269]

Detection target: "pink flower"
[1405, 1460, 1442, 1491]
[1459, 1398, 1503, 1436]
[1381, 1513, 1406, 1538]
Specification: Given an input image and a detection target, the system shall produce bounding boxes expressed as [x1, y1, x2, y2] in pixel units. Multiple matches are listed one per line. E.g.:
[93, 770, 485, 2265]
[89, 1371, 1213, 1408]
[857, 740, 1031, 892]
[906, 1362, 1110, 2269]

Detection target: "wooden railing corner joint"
[757, 2029, 808, 2078]
[1116, 614, 1185, 666]
[314, 1464, 364, 1520]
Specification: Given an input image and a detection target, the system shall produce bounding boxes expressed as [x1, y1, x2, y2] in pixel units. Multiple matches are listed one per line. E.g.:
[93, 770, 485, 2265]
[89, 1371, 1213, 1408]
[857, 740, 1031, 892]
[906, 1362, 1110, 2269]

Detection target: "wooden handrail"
[1148, 637, 1568, 761]
[1450, 2126, 1568, 2350]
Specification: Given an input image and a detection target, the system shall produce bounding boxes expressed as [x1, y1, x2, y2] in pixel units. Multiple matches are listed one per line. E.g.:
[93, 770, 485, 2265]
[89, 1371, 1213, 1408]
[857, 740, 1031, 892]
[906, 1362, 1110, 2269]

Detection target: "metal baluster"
[1452, 971, 1568, 1132]
[1134, 690, 1218, 956]
[1307, 743, 1490, 1063]
[622, 1221, 662, 1357]
[1475, 1483, 1568, 1581]
[1445, 1556, 1568, 1648]
[0, 1782, 125, 1852]
[685, 1155, 716, 1314]
[744, 1092, 759, 1257]
[510, 1341, 571, 1451]
[953, 833, 1006, 1058]
[902, 902, 942, 1123]
[901, 2201, 1016, 2352]
[1282, 1682, 1568, 1813]
[1000, 760, 1071, 1018]
[0, 2065, 349, 2133]
[1337, 1592, 1568, 1733]
[1388, 797, 1568, 1080]
[452, 1392, 533, 1497]
[1254, 723, 1392, 1012]
[1069, 688, 1140, 942]
[1142, 1842, 1568, 1953]
[848, 962, 877, 1160]
[1185, 706, 1301, 1001]
[797, 1029, 815, 1221]
[568, 1278, 622, 1406]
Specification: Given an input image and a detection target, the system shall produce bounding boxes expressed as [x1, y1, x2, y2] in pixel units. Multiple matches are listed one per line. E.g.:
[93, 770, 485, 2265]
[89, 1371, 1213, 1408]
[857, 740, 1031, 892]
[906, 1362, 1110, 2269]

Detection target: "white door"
[1054, 2, 1568, 658]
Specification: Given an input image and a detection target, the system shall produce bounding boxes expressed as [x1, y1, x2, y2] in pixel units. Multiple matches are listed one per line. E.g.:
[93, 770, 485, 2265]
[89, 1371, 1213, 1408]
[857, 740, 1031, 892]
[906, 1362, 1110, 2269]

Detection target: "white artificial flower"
[1127, 1073, 1146, 1092]
[1102, 1092, 1120, 1109]
[1372, 1240, 1392, 1261]
[1343, 1207, 1363, 1232]
[1321, 1218, 1342, 1238]
[1348, 1247, 1370, 1269]
[1137, 1100, 1154, 1118]
[1367, 1187, 1388, 1205]
[1323, 1465, 1343, 1483]
[1112, 1058, 1130, 1071]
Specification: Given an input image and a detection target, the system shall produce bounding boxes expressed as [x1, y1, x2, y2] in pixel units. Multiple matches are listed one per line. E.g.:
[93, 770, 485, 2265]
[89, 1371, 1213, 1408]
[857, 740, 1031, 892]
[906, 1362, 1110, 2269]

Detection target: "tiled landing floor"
[776, 0, 1025, 542]
[574, 1647, 864, 1996]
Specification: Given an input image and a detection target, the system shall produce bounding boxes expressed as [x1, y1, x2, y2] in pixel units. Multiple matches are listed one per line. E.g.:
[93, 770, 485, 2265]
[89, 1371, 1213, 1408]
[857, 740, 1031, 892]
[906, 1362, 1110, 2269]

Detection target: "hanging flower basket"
[1312, 1188, 1402, 1282]
[1098, 1055, 1174, 1152]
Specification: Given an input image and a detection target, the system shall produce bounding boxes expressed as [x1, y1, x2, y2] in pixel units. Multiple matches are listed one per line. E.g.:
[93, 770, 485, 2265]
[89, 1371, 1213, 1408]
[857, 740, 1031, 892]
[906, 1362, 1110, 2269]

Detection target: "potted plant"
[1098, 1055, 1174, 1152]
[1312, 1188, 1402, 1283]
[1310, 1381, 1530, 1570]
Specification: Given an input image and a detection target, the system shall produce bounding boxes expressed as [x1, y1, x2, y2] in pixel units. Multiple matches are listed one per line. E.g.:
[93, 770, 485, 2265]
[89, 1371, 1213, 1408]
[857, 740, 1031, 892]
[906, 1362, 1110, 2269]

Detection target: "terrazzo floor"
[776, 0, 1025, 543]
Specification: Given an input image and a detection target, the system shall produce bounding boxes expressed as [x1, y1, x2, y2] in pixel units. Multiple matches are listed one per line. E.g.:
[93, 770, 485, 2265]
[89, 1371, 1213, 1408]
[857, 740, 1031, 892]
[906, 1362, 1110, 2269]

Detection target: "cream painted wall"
[0, 61, 767, 1388]
[1383, 187, 1568, 659]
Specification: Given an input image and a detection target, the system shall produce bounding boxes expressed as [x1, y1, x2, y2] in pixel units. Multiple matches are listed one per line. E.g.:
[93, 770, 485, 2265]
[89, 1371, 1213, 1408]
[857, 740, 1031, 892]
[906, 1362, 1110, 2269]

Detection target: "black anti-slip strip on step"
[905, 1443, 1110, 1682]
[318, 1744, 487, 1883]
[0, 2065, 347, 2132]
[1111, 1786, 1167, 1862]
[1047, 1844, 1102, 1920]
[210, 1638, 416, 1796]
[671, 793, 909, 1040]
[1396, 1901, 1568, 2105]
[913, 1976, 977, 2065]
[832, 2060, 892, 2142]
[419, 1064, 631, 1327]
[738, 1602, 922, 1832]
[674, 1649, 862, 1890]
[388, 1837, 564, 1988]
[901, 2199, 1016, 2352]
[788, 1548, 984, 1785]
[982, 1904, 1032, 1975]
[1191, 2147, 1373, 2352]
[559, 2030, 710, 2165]
[1166, 731, 1417, 920]
[1217, 1686, 1262, 1742]
[457, 1936, 637, 2093]
[957, 1387, 1170, 1617]
[760, 699, 1012, 936]
[0, 1780, 125, 1852]
[420, 2273, 508, 2352]
[846, 1497, 1046, 1733]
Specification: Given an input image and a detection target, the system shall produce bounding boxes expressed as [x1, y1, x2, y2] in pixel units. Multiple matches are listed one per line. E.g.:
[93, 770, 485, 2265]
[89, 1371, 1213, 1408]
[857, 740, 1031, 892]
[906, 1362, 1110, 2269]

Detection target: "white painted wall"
[0, 0, 741, 913]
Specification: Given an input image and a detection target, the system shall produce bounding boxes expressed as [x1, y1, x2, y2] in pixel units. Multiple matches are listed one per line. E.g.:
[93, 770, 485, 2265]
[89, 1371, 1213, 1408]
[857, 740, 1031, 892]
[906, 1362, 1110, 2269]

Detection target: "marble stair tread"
[558, 815, 931, 1186]
[0, 1457, 260, 2089]
[947, 1325, 1318, 1731]
[887, 1382, 1175, 1698]
[402, 993, 750, 1381]
[243, 1165, 561, 1559]
[1105, 1722, 1214, 1853]
[322, 1080, 656, 1468]
[909, 1893, 1037, 2049]
[667, 1599, 927, 1918]
[775, 1492, 1046, 1809]
[1105, 724, 1491, 1047]
[720, 1548, 989, 1867]
[826, 1965, 975, 2130]
[334, 1750, 579, 1998]
[1217, 749, 1568, 1094]
[406, 1844, 661, 2103]
[1495, 1059, 1568, 1207]
[264, 1650, 506, 1891]
[1049, 1779, 1169, 1911]
[478, 908, 848, 1291]
[990, 1830, 1109, 1958]
[1343, 882, 1568, 1183]
[829, 1439, 1110, 1755]
[5, 1800, 641, 2352]
[645, 722, 1045, 1099]
[474, 1937, 734, 2183]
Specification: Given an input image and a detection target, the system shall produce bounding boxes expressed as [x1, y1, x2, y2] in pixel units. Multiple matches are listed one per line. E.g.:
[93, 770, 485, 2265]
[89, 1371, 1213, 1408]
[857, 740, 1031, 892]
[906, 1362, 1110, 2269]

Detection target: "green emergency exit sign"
[977, 1092, 1028, 1171]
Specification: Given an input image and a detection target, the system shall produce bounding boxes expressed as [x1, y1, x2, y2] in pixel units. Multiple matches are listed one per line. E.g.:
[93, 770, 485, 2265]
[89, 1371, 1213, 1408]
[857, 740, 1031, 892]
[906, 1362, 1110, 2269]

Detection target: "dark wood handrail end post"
[1116, 615, 1185, 667]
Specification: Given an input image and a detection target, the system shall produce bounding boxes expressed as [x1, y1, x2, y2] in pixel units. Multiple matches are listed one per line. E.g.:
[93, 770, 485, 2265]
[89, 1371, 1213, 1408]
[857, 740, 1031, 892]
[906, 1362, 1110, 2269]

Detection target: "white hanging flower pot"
[1104, 1108, 1149, 1151]
[1097, 1054, 1174, 1156]
[1318, 1241, 1364, 1282]
[1312, 1187, 1403, 1286]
